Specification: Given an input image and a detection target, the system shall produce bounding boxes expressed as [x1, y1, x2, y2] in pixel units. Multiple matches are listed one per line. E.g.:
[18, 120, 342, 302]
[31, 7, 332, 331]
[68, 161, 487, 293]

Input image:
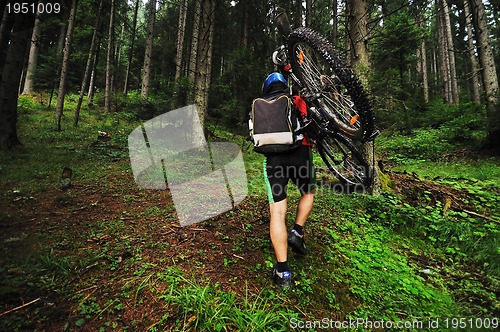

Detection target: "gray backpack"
[249, 93, 301, 154]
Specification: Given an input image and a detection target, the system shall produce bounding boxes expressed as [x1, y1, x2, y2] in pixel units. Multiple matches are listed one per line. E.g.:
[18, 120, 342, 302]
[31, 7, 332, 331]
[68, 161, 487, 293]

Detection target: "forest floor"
[1, 98, 499, 331]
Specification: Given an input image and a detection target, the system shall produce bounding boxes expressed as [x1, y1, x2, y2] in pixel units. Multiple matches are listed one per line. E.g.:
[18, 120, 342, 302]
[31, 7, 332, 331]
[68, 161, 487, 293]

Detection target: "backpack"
[249, 93, 302, 154]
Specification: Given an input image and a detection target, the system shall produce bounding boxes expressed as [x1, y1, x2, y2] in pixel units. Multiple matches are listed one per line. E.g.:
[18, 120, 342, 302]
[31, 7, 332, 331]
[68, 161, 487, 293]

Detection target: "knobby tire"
[288, 27, 375, 141]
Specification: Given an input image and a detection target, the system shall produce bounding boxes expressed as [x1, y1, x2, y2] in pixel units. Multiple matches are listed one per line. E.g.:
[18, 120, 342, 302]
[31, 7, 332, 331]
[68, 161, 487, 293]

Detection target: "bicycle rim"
[288, 28, 374, 141]
[317, 134, 372, 190]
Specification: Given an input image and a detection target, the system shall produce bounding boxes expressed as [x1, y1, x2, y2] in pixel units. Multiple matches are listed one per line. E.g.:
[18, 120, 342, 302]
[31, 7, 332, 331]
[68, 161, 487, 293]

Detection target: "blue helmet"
[262, 72, 287, 95]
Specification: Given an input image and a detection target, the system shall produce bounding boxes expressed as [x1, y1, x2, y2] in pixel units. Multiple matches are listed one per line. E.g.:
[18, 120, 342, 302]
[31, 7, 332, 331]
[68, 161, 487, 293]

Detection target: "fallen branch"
[0, 298, 41, 317]
[456, 208, 500, 224]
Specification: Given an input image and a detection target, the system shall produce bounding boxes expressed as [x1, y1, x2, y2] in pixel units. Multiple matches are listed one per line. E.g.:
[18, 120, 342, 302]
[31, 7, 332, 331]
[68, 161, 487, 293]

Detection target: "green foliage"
[364, 190, 500, 277]
[154, 268, 296, 331]
[378, 128, 457, 162]
[2, 95, 499, 331]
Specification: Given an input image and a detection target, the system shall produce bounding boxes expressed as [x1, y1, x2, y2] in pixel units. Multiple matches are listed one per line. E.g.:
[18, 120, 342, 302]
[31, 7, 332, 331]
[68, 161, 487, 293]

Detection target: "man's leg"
[269, 199, 288, 263]
[287, 190, 315, 255]
[295, 189, 316, 226]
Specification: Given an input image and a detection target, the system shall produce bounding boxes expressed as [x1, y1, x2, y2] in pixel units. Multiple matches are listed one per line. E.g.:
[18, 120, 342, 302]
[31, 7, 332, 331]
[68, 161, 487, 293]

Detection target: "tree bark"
[0, 4, 36, 150]
[194, 0, 215, 129]
[463, 0, 481, 105]
[22, 12, 41, 95]
[175, 0, 188, 80]
[469, 0, 500, 150]
[141, 0, 156, 100]
[437, 0, 451, 104]
[55, 0, 78, 131]
[188, 0, 201, 99]
[441, 0, 459, 104]
[346, 0, 380, 193]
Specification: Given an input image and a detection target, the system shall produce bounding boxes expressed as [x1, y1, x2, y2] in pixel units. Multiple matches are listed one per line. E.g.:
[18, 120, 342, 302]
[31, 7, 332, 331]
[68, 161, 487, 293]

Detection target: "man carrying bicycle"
[259, 72, 317, 289]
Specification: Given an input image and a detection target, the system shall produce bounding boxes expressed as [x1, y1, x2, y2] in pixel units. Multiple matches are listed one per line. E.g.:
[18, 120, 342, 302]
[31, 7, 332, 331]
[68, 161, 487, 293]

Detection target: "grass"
[1, 94, 499, 331]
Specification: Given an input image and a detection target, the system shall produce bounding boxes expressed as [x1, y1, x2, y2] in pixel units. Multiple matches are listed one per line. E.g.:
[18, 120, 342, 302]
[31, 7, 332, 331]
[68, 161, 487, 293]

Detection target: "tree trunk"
[346, 0, 370, 79]
[175, 0, 188, 80]
[0, 7, 14, 85]
[48, 15, 68, 108]
[437, 0, 451, 104]
[105, 0, 115, 112]
[74, 0, 103, 125]
[346, 0, 380, 193]
[141, 0, 156, 100]
[22, 12, 41, 95]
[0, 5, 35, 150]
[416, 12, 429, 103]
[469, 0, 500, 150]
[463, 0, 481, 105]
[194, 0, 215, 129]
[88, 29, 102, 104]
[55, 0, 78, 131]
[441, 0, 459, 104]
[188, 0, 201, 99]
[124, 0, 140, 95]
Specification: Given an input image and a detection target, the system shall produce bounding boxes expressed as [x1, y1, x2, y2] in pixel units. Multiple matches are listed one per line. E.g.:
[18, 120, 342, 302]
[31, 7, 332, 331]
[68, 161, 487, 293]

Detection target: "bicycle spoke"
[292, 43, 362, 131]
[318, 135, 371, 188]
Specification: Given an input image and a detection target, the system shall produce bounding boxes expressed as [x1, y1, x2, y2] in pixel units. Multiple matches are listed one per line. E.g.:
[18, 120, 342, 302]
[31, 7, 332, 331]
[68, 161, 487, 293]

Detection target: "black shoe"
[272, 267, 292, 289]
[288, 229, 307, 255]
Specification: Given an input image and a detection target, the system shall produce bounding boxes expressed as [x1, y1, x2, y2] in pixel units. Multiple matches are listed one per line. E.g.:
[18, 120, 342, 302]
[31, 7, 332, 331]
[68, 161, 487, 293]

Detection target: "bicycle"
[273, 12, 378, 189]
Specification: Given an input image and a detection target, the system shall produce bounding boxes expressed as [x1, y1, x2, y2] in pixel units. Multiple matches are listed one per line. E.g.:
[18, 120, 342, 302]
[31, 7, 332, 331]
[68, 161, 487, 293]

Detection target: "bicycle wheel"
[316, 132, 372, 190]
[288, 27, 374, 141]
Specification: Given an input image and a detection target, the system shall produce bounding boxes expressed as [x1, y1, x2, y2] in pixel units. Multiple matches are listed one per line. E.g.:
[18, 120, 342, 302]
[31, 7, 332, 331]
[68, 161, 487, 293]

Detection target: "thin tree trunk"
[48, 14, 68, 108]
[74, 0, 103, 125]
[463, 0, 481, 104]
[441, 0, 459, 104]
[22, 12, 41, 95]
[105, 0, 115, 112]
[55, 0, 78, 131]
[141, 0, 156, 100]
[88, 33, 101, 104]
[437, 1, 451, 104]
[188, 0, 201, 100]
[124, 0, 140, 94]
[416, 12, 429, 103]
[175, 0, 188, 79]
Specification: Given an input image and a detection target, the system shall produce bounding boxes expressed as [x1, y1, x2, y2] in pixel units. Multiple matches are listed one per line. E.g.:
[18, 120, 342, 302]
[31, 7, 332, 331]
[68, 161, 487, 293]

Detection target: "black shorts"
[263, 145, 316, 203]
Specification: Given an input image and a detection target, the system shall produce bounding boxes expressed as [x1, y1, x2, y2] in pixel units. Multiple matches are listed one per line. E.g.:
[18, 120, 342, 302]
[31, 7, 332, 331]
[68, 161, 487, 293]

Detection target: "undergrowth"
[1, 94, 499, 331]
